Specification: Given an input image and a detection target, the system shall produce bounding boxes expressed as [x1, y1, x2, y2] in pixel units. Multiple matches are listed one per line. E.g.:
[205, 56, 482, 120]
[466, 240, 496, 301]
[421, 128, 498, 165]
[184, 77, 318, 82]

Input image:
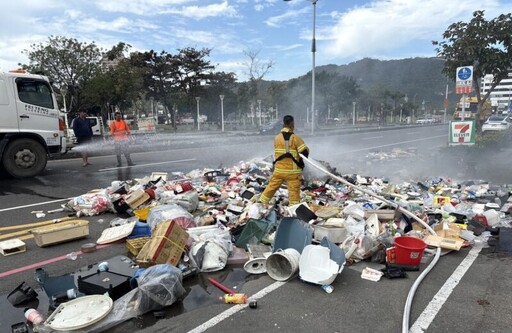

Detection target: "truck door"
[0, 76, 20, 132]
[14, 77, 61, 147]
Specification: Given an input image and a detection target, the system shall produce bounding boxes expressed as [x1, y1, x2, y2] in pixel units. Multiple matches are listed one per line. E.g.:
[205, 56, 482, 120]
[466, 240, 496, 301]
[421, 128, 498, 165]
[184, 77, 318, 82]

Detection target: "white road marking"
[0, 198, 73, 213]
[409, 242, 484, 333]
[98, 158, 196, 171]
[362, 136, 383, 140]
[331, 134, 447, 155]
[188, 281, 286, 333]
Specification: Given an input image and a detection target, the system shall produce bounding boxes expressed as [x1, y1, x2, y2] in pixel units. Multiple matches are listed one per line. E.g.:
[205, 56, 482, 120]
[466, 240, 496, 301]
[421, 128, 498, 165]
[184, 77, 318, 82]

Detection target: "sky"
[0, 0, 510, 82]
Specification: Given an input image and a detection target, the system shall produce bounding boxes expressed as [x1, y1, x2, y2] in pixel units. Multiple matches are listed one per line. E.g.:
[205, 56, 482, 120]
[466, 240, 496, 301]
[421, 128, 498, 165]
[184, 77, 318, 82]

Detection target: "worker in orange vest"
[109, 111, 135, 167]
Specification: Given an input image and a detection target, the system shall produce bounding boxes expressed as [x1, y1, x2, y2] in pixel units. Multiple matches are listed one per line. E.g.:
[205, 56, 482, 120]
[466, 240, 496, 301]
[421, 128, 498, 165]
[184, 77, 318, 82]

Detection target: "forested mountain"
[315, 57, 456, 110]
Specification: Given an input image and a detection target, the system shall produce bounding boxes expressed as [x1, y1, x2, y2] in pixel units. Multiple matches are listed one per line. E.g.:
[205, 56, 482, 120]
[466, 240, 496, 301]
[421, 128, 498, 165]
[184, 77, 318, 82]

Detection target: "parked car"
[481, 115, 511, 132]
[416, 117, 434, 124]
[259, 120, 282, 135]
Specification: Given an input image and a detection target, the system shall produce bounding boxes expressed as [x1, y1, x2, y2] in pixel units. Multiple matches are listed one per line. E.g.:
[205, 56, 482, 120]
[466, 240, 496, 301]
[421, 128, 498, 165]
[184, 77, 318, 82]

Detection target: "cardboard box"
[125, 189, 150, 209]
[433, 222, 462, 239]
[136, 220, 188, 267]
[424, 234, 464, 251]
[31, 220, 89, 247]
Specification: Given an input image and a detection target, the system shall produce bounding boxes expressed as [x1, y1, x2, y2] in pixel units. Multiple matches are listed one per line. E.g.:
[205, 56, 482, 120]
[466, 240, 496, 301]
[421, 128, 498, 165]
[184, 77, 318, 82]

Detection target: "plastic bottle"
[321, 285, 334, 294]
[219, 293, 247, 304]
[24, 308, 44, 325]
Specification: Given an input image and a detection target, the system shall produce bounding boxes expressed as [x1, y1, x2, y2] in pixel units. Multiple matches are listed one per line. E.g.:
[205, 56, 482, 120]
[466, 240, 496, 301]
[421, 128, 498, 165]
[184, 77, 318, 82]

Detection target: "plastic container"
[219, 293, 247, 304]
[483, 209, 499, 227]
[314, 224, 348, 244]
[299, 245, 341, 285]
[24, 308, 43, 325]
[392, 236, 427, 266]
[321, 284, 334, 293]
[266, 248, 301, 281]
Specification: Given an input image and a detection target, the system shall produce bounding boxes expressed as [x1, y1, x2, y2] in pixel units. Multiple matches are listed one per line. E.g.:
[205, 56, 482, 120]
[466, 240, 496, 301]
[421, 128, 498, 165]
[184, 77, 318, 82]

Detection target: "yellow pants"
[259, 172, 302, 206]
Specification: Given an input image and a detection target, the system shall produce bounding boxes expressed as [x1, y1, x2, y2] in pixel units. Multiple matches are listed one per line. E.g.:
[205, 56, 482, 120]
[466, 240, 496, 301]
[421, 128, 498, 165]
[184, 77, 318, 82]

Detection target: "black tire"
[2, 138, 47, 178]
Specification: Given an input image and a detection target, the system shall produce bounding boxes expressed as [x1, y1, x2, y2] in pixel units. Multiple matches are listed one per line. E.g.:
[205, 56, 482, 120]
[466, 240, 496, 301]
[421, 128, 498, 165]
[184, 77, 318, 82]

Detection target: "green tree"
[433, 10, 512, 125]
[21, 35, 103, 112]
[130, 50, 181, 127]
[83, 43, 144, 119]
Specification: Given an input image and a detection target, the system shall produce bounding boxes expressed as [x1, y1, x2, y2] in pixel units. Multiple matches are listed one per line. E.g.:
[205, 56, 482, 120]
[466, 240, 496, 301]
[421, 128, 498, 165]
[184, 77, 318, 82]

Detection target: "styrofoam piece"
[0, 238, 26, 256]
[365, 214, 380, 238]
[96, 222, 136, 244]
[299, 245, 340, 286]
[44, 295, 113, 331]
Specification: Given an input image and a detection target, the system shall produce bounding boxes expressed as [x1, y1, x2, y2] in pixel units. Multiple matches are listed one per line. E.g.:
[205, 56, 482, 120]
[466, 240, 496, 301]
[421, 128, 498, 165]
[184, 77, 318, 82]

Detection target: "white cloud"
[265, 6, 309, 27]
[323, 0, 505, 61]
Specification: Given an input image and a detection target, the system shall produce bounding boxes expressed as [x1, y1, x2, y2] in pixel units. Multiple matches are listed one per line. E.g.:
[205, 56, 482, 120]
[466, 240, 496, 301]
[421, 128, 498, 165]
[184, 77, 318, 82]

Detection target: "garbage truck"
[0, 70, 67, 178]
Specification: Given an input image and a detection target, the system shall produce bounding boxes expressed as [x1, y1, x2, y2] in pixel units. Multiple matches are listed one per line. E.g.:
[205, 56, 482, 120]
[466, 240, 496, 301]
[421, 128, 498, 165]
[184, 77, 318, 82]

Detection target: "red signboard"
[456, 86, 473, 94]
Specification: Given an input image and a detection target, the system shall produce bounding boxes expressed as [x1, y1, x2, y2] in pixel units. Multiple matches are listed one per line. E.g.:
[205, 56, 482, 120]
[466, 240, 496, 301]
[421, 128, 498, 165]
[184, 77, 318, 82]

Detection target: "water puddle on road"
[1, 265, 262, 333]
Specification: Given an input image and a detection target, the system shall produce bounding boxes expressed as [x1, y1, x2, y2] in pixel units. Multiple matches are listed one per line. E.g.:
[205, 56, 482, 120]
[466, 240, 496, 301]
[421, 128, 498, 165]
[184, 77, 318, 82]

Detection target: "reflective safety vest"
[110, 120, 130, 141]
[272, 128, 308, 174]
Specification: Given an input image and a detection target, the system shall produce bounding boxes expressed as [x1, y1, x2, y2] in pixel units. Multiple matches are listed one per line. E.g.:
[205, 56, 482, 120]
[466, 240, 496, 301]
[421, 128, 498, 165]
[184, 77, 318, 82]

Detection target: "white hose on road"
[300, 154, 442, 333]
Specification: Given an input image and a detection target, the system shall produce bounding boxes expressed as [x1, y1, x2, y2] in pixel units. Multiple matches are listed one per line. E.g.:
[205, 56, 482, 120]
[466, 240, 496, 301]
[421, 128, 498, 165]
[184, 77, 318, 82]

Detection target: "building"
[480, 71, 512, 112]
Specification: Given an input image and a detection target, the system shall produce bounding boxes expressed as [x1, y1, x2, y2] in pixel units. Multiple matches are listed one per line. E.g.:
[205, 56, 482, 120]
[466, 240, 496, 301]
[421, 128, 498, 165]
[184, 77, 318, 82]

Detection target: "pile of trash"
[4, 157, 512, 332]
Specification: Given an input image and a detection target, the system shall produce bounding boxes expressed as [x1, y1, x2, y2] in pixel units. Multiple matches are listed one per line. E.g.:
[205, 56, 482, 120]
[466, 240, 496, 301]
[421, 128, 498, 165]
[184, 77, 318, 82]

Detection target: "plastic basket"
[126, 237, 150, 256]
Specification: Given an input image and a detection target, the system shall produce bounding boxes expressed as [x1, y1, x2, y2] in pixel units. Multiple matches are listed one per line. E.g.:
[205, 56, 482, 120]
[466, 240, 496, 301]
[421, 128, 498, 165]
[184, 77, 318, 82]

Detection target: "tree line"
[19, 10, 512, 129]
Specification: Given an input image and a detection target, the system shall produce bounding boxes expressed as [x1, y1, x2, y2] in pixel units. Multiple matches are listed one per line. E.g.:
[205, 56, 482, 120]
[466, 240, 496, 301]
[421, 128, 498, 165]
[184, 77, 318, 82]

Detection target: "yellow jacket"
[273, 128, 309, 174]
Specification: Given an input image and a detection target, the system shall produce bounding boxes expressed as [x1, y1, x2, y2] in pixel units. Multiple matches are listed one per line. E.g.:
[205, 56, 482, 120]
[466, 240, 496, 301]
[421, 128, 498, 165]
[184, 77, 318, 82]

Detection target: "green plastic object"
[235, 218, 272, 250]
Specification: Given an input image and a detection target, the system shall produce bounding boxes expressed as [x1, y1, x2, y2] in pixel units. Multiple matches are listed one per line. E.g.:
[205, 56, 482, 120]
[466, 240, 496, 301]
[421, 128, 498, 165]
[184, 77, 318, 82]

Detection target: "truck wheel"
[2, 138, 47, 178]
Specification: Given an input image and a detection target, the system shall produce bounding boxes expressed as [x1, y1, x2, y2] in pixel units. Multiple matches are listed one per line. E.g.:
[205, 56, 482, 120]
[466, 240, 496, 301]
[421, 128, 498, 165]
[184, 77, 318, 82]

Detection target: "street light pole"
[219, 95, 225, 132]
[257, 99, 262, 126]
[195, 97, 200, 131]
[284, 0, 317, 134]
[352, 102, 356, 126]
[310, 0, 317, 135]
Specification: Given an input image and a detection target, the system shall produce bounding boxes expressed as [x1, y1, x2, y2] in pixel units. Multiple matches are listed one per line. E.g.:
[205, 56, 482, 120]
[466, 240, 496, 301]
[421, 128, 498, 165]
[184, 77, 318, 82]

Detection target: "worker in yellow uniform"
[259, 115, 309, 206]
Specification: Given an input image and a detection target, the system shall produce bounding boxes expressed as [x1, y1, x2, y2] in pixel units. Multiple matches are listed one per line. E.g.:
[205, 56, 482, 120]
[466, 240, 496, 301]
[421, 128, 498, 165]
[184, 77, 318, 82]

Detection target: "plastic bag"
[37, 264, 185, 333]
[147, 204, 195, 231]
[189, 227, 232, 272]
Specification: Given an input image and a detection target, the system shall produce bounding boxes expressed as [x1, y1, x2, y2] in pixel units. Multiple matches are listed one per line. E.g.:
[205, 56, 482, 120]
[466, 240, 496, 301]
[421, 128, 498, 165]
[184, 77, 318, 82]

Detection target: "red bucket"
[393, 237, 426, 266]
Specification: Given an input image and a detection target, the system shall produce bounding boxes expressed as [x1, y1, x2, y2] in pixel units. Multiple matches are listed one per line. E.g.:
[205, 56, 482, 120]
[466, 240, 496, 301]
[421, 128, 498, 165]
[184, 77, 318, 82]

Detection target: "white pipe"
[299, 154, 442, 333]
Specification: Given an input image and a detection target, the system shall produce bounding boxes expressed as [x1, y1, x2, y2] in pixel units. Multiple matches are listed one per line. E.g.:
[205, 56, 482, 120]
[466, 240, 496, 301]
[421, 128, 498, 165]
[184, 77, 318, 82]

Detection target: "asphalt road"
[1, 124, 511, 333]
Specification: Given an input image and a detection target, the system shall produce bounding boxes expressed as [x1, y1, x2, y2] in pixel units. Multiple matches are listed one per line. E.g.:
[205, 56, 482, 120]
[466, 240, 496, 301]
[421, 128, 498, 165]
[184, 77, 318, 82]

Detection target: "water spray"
[300, 154, 441, 333]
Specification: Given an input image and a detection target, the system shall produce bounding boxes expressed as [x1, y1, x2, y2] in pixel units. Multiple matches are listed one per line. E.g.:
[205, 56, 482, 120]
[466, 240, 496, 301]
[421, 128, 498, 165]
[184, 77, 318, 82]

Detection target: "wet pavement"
[2, 125, 512, 333]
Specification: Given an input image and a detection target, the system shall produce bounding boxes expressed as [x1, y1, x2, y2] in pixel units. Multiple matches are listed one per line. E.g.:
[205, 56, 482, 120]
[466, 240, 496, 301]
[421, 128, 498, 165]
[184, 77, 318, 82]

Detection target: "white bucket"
[266, 248, 301, 281]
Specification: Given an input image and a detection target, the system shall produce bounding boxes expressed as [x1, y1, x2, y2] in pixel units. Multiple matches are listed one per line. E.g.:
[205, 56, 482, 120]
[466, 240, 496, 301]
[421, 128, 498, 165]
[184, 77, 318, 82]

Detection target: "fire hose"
[300, 154, 441, 333]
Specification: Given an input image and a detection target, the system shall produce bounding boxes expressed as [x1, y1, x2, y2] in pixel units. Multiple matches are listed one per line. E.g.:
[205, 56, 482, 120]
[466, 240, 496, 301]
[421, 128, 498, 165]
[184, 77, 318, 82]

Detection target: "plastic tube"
[300, 155, 441, 333]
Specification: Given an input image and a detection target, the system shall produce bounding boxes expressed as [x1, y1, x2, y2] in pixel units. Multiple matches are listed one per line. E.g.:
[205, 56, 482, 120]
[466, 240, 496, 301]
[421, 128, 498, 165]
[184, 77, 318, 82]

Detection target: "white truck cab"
[0, 70, 66, 178]
[69, 116, 105, 144]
